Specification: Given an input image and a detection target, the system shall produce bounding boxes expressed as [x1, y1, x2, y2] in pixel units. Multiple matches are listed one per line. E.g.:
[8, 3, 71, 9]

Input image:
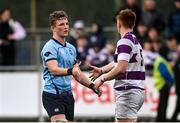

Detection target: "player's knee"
[50, 114, 67, 123]
[115, 118, 137, 123]
[51, 119, 68, 123]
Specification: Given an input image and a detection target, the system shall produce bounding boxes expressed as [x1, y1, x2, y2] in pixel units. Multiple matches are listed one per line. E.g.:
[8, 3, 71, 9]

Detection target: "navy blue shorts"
[42, 91, 74, 121]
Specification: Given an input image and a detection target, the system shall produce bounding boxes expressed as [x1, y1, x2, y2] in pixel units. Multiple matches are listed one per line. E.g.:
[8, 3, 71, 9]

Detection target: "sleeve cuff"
[117, 53, 130, 62]
[45, 58, 57, 62]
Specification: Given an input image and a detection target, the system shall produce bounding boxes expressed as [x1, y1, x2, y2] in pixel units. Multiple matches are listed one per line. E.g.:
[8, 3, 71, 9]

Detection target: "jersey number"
[140, 49, 144, 66]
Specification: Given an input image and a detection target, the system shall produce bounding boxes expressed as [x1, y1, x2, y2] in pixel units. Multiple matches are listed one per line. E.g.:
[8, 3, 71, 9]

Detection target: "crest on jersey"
[44, 52, 52, 57]
[69, 49, 73, 55]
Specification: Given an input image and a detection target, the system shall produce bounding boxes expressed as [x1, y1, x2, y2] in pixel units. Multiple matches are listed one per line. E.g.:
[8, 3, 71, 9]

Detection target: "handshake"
[71, 62, 103, 97]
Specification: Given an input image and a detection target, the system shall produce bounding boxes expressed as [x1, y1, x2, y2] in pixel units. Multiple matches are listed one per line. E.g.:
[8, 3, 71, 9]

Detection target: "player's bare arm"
[89, 61, 115, 81]
[94, 60, 128, 88]
[72, 63, 102, 96]
[47, 60, 101, 96]
[47, 60, 70, 76]
[72, 61, 90, 87]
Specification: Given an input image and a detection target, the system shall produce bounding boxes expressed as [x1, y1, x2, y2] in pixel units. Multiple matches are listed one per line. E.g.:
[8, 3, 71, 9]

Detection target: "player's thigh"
[42, 91, 66, 119]
[64, 94, 75, 121]
[115, 89, 145, 119]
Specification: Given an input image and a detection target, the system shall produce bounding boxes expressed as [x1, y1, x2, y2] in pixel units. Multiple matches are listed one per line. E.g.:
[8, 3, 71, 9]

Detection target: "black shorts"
[42, 91, 74, 121]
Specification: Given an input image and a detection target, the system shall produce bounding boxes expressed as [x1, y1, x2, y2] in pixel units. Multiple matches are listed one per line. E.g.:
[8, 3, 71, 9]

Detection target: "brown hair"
[116, 9, 136, 29]
[49, 10, 68, 26]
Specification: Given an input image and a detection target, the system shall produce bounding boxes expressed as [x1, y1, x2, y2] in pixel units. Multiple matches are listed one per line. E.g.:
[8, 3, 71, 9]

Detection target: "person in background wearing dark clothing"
[86, 40, 109, 67]
[0, 9, 16, 66]
[166, 35, 178, 67]
[171, 43, 180, 122]
[167, 0, 180, 43]
[76, 33, 89, 70]
[143, 40, 157, 72]
[88, 22, 106, 49]
[105, 42, 116, 63]
[136, 21, 148, 45]
[147, 27, 159, 43]
[153, 39, 174, 122]
[0, 8, 26, 66]
[142, 0, 165, 33]
[116, 0, 142, 34]
[0, 8, 16, 65]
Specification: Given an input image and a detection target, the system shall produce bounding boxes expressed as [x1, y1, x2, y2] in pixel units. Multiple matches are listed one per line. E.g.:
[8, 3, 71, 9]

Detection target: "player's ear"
[51, 25, 55, 32]
[119, 24, 121, 29]
[119, 20, 122, 29]
[116, 20, 121, 33]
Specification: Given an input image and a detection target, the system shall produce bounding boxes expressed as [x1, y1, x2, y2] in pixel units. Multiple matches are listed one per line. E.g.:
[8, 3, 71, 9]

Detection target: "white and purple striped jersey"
[113, 32, 145, 89]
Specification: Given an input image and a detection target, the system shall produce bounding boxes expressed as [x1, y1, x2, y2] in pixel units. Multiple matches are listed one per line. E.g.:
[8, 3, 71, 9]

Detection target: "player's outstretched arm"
[46, 60, 102, 96]
[89, 62, 114, 81]
[94, 60, 128, 88]
[47, 60, 74, 76]
[72, 63, 102, 96]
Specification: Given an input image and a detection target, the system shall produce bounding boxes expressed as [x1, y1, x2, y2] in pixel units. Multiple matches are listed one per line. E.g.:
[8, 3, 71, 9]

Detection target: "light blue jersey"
[41, 38, 77, 94]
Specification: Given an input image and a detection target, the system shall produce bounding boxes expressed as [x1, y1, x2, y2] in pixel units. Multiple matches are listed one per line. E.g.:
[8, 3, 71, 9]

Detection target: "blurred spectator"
[171, 43, 180, 122]
[143, 40, 157, 72]
[166, 35, 178, 67]
[151, 39, 162, 53]
[136, 21, 148, 44]
[67, 20, 85, 47]
[153, 39, 174, 122]
[0, 8, 26, 66]
[88, 22, 106, 49]
[166, 0, 180, 43]
[142, 0, 165, 32]
[105, 42, 116, 63]
[147, 27, 159, 42]
[76, 33, 89, 69]
[86, 41, 109, 67]
[116, 0, 142, 33]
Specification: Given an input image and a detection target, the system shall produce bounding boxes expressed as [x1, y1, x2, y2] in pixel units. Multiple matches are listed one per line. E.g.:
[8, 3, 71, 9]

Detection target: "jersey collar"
[52, 38, 66, 47]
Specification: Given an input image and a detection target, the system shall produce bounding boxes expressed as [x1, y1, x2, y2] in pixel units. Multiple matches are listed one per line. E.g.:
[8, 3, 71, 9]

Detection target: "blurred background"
[0, 0, 180, 122]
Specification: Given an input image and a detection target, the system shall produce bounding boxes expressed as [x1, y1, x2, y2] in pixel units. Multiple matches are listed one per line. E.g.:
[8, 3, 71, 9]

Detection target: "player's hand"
[88, 64, 102, 81]
[94, 76, 104, 88]
[72, 61, 81, 76]
[88, 83, 102, 97]
[92, 87, 102, 97]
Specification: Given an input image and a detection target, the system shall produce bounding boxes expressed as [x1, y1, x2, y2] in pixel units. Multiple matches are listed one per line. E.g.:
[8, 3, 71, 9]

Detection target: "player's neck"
[53, 34, 65, 45]
[120, 28, 133, 38]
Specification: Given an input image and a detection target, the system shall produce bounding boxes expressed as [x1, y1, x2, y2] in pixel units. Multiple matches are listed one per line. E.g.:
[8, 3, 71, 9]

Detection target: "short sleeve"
[41, 45, 57, 63]
[116, 38, 133, 62]
[73, 47, 77, 65]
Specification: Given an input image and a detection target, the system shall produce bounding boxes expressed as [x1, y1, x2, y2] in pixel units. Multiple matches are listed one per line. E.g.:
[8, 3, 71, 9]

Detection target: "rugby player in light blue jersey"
[41, 10, 101, 122]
